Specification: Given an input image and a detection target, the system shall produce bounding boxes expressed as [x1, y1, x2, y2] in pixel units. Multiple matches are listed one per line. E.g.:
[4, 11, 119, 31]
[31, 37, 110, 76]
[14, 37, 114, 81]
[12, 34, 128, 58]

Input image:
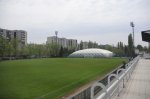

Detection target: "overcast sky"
[0, 0, 150, 46]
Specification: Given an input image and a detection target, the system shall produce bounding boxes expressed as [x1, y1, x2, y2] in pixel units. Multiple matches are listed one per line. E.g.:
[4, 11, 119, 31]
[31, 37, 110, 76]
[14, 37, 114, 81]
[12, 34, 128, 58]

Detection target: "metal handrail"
[91, 56, 140, 99]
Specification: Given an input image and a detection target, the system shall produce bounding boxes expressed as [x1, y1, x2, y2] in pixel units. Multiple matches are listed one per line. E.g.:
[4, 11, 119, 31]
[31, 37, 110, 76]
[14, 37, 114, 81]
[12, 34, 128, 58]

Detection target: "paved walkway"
[115, 58, 150, 99]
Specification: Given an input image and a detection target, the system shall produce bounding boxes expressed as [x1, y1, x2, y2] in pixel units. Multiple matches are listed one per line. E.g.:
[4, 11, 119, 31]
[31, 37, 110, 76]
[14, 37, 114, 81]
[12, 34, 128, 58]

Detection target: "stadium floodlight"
[55, 31, 58, 44]
[130, 22, 135, 46]
[130, 22, 135, 56]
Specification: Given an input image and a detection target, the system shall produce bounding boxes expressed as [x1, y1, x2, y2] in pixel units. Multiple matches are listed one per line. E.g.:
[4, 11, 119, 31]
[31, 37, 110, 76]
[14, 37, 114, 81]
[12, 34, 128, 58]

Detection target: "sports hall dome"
[68, 48, 113, 58]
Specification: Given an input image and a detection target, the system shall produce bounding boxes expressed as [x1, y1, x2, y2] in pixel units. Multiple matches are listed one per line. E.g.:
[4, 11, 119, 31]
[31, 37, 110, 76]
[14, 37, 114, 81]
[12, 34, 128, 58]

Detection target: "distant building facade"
[0, 28, 27, 48]
[46, 36, 77, 49]
[82, 41, 89, 49]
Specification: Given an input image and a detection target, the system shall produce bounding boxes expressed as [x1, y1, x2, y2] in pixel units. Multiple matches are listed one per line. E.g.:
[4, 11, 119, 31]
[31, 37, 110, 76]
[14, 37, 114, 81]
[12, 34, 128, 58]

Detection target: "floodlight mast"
[130, 22, 135, 47]
[130, 22, 135, 57]
[55, 31, 58, 44]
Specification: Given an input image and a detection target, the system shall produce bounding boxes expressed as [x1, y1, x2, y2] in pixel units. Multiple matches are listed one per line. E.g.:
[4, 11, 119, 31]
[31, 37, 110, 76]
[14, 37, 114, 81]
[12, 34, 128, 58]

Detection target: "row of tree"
[0, 36, 75, 59]
[0, 37, 19, 58]
[0, 33, 150, 59]
[78, 34, 149, 57]
[99, 34, 149, 57]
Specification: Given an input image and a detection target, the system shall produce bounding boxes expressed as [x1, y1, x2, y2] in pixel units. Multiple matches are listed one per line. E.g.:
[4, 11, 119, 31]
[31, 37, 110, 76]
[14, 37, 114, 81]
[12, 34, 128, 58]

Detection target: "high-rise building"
[46, 36, 77, 49]
[0, 28, 27, 48]
[67, 39, 78, 49]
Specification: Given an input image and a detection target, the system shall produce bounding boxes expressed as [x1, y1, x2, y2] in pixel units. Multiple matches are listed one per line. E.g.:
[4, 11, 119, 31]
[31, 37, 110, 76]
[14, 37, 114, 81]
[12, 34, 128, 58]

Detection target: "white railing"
[91, 56, 140, 99]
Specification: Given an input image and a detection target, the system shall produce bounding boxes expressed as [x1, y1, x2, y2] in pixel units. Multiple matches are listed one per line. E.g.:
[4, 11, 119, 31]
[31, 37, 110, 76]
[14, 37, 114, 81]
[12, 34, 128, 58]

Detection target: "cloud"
[0, 0, 150, 46]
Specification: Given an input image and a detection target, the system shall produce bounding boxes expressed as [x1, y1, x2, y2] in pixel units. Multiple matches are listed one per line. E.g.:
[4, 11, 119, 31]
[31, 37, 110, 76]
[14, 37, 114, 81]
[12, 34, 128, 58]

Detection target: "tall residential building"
[46, 36, 77, 49]
[0, 28, 27, 48]
[67, 39, 78, 49]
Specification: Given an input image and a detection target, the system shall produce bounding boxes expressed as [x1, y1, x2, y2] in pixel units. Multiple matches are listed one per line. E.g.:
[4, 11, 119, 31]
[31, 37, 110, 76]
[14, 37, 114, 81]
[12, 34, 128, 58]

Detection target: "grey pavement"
[114, 58, 150, 99]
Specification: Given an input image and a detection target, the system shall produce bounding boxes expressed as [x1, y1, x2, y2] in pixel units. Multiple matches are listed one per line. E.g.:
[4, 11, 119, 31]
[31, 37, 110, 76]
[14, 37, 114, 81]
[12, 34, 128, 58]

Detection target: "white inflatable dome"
[68, 48, 113, 58]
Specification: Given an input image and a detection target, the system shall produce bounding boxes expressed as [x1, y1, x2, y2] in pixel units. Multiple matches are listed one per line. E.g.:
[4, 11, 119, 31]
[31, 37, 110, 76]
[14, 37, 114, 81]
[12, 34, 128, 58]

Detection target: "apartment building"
[0, 28, 27, 48]
[46, 36, 77, 49]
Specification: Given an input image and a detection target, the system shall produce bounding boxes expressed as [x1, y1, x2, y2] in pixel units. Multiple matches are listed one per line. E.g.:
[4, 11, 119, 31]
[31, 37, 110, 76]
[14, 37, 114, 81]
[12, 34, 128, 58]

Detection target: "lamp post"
[130, 22, 135, 46]
[55, 31, 58, 44]
[130, 22, 135, 57]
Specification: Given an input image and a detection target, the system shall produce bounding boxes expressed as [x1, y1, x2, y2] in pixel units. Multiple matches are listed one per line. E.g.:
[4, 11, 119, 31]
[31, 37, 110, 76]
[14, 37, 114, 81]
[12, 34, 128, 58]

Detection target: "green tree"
[59, 46, 64, 57]
[46, 43, 60, 57]
[124, 45, 129, 57]
[115, 42, 125, 56]
[128, 34, 134, 57]
[112, 48, 124, 57]
[25, 44, 37, 57]
[136, 45, 143, 51]
[117, 42, 124, 50]
[104, 44, 113, 51]
[93, 42, 98, 48]
[36, 44, 43, 57]
[41, 44, 48, 57]
[0, 36, 5, 57]
[79, 41, 83, 50]
[11, 38, 19, 57]
[6, 41, 13, 58]
[88, 41, 93, 48]
[20, 45, 28, 58]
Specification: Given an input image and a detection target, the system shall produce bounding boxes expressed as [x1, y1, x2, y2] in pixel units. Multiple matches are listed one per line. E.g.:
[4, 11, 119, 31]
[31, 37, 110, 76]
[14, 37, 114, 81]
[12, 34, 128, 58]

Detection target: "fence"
[67, 56, 140, 99]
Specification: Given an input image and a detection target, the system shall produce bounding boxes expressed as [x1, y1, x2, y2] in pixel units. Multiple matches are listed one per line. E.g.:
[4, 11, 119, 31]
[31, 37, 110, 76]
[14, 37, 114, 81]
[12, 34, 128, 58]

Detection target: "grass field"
[0, 58, 126, 99]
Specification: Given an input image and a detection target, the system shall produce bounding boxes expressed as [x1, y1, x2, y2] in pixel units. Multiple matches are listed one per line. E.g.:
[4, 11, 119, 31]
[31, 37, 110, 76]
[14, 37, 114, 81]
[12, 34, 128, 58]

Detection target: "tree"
[117, 42, 124, 50]
[63, 48, 70, 57]
[124, 45, 129, 57]
[88, 41, 93, 48]
[59, 46, 63, 57]
[26, 44, 34, 57]
[6, 40, 13, 58]
[79, 41, 83, 50]
[115, 42, 125, 56]
[104, 44, 113, 51]
[11, 38, 19, 57]
[128, 34, 134, 57]
[41, 44, 48, 57]
[20, 45, 28, 58]
[0, 36, 5, 57]
[46, 43, 60, 57]
[0, 36, 13, 58]
[136, 45, 143, 51]
[93, 42, 98, 48]
[112, 48, 124, 57]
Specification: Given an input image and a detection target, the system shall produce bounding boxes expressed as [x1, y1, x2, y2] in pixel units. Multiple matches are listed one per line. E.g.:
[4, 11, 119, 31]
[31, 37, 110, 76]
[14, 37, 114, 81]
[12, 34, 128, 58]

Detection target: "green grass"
[0, 58, 126, 99]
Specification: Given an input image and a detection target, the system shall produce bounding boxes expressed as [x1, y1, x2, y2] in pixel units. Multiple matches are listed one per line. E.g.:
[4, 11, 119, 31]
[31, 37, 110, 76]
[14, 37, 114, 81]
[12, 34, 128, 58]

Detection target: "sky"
[0, 0, 150, 46]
